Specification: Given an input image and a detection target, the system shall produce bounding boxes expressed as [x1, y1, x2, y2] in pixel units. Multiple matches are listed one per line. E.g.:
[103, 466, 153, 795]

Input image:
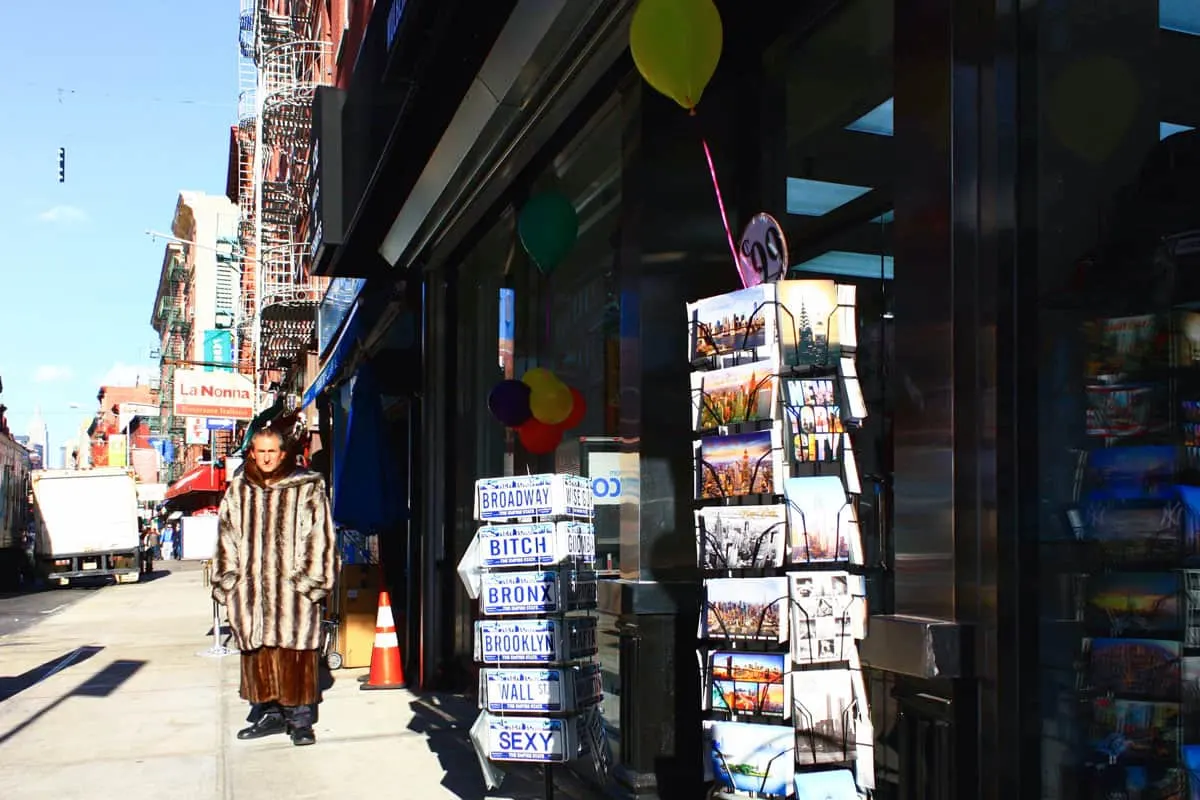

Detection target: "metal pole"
[544, 764, 554, 800]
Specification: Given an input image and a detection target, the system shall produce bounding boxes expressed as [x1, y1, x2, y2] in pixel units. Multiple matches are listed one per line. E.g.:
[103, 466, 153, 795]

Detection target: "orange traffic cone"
[361, 590, 407, 690]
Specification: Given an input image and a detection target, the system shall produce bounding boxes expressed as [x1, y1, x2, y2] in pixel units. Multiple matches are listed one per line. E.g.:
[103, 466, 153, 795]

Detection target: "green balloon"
[518, 192, 578, 274]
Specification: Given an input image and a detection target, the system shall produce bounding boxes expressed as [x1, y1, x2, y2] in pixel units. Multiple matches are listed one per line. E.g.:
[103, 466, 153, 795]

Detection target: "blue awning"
[302, 300, 364, 408]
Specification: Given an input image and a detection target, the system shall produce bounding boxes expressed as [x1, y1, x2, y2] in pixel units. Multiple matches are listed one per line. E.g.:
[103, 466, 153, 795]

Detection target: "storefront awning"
[302, 299, 365, 409]
[164, 464, 223, 500]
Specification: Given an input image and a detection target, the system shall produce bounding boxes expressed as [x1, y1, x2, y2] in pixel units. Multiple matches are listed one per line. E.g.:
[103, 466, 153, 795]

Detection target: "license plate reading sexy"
[486, 715, 572, 763]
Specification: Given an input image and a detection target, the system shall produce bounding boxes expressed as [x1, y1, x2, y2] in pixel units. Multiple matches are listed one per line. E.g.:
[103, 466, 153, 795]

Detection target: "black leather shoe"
[290, 725, 316, 746]
[237, 713, 287, 740]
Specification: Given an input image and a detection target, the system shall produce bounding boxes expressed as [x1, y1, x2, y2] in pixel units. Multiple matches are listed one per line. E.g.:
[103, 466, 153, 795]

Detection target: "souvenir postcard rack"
[687, 280, 874, 799]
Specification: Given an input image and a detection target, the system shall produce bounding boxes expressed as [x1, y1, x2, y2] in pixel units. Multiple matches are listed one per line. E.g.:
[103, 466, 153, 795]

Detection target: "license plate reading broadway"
[474, 474, 593, 521]
[486, 715, 572, 763]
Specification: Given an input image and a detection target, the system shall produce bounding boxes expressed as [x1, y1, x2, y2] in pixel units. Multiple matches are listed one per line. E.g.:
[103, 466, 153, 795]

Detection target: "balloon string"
[700, 136, 746, 289]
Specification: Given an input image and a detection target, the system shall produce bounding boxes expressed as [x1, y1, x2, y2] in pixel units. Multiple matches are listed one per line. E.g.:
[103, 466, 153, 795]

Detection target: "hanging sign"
[484, 714, 577, 763]
[474, 473, 594, 521]
[478, 521, 596, 569]
[738, 212, 789, 285]
[475, 617, 598, 664]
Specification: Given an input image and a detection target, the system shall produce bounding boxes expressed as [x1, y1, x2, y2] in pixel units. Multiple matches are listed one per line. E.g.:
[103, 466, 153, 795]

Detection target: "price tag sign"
[738, 212, 789, 285]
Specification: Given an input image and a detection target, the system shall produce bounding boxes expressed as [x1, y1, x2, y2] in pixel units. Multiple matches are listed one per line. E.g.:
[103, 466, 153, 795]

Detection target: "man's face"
[252, 434, 284, 475]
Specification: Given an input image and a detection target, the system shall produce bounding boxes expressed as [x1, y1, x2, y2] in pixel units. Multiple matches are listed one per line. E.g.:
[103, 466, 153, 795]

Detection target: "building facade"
[243, 1, 1200, 799]
[150, 191, 240, 482]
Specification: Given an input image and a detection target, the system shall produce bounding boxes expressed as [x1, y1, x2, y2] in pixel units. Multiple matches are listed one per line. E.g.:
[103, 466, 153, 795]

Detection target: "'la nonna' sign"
[172, 369, 256, 420]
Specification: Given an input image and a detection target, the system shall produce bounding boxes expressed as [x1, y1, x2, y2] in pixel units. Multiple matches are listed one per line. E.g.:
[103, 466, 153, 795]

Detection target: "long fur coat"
[212, 462, 338, 652]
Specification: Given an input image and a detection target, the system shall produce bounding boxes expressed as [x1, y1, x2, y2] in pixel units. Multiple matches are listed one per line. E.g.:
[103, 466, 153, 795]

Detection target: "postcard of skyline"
[1089, 637, 1181, 658]
[691, 285, 774, 323]
[707, 577, 787, 606]
[702, 430, 774, 465]
[711, 652, 786, 677]
[702, 360, 775, 392]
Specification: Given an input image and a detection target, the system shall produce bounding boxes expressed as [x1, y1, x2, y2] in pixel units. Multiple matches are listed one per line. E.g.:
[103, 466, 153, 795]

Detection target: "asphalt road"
[0, 584, 101, 639]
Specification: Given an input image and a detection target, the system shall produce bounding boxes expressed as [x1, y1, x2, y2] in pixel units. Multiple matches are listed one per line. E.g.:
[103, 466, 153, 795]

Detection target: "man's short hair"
[251, 428, 284, 445]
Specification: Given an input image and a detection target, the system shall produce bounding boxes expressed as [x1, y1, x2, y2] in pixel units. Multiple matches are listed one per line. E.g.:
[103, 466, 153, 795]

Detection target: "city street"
[0, 562, 597, 800]
[0, 584, 96, 639]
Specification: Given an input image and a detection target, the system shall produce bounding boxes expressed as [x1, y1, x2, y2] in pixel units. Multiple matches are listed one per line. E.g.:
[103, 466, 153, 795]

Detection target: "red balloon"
[561, 387, 587, 430]
[516, 418, 563, 455]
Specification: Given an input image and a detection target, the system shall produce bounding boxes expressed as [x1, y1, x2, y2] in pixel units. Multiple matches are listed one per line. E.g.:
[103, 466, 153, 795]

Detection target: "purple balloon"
[488, 380, 532, 427]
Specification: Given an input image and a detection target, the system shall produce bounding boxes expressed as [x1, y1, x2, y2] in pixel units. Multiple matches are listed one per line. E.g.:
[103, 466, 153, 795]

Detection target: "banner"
[203, 329, 235, 373]
[173, 369, 255, 420]
[107, 434, 128, 468]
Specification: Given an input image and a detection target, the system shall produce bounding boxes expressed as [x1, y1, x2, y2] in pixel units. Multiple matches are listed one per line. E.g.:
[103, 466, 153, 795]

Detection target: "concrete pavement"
[0, 582, 98, 638]
[0, 563, 605, 800]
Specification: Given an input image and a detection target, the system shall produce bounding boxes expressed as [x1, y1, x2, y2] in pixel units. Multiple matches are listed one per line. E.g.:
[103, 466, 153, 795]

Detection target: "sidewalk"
[0, 564, 605, 800]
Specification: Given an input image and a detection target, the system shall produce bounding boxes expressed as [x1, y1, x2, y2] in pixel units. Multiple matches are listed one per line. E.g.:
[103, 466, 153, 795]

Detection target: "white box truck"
[31, 467, 142, 585]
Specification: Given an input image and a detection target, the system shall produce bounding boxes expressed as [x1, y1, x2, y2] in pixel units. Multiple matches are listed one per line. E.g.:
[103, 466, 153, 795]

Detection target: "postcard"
[1082, 572, 1181, 635]
[1084, 446, 1178, 502]
[1184, 657, 1200, 742]
[1085, 638, 1181, 702]
[1081, 500, 1182, 562]
[697, 505, 788, 569]
[691, 359, 778, 431]
[835, 284, 857, 351]
[1085, 384, 1167, 439]
[1083, 764, 1186, 800]
[782, 377, 845, 463]
[838, 358, 867, 424]
[790, 572, 867, 640]
[696, 426, 785, 500]
[785, 476, 862, 564]
[794, 769, 860, 800]
[777, 280, 840, 368]
[702, 577, 789, 643]
[687, 284, 778, 364]
[792, 668, 858, 765]
[706, 651, 789, 718]
[1083, 314, 1164, 380]
[706, 721, 796, 797]
[1090, 698, 1179, 762]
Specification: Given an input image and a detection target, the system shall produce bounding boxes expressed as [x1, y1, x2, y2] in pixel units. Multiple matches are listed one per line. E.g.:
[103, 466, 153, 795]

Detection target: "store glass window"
[452, 86, 629, 745]
[1033, 3, 1200, 797]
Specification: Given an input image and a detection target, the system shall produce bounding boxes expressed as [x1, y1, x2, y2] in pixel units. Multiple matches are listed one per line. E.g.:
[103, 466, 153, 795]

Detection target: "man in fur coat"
[212, 428, 338, 746]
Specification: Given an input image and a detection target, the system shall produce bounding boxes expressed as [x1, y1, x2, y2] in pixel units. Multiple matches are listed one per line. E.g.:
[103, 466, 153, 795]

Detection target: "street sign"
[480, 570, 599, 616]
[474, 473, 594, 522]
[483, 713, 577, 763]
[205, 418, 235, 431]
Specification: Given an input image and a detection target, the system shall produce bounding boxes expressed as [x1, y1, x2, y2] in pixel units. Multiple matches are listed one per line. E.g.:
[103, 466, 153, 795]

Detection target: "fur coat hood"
[212, 466, 338, 652]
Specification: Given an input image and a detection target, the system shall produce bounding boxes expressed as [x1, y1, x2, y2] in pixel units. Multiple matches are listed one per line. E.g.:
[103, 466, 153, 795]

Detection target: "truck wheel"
[326, 651, 343, 670]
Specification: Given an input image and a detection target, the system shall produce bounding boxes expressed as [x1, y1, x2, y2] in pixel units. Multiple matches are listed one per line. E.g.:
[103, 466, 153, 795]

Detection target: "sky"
[0, 1, 238, 460]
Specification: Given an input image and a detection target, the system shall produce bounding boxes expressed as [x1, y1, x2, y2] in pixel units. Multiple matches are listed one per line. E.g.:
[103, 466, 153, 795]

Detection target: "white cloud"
[37, 204, 89, 224]
[33, 365, 72, 383]
[100, 362, 153, 387]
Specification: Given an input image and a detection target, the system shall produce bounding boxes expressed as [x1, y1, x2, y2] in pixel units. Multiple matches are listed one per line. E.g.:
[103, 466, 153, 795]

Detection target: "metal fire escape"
[152, 245, 191, 483]
[239, 0, 331, 403]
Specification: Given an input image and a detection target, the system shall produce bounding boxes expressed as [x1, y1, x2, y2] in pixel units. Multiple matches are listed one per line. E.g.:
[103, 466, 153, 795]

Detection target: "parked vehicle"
[0, 431, 33, 590]
[31, 467, 142, 585]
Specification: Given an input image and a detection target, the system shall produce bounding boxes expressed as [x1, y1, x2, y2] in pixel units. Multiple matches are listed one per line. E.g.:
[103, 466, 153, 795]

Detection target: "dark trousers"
[250, 701, 315, 728]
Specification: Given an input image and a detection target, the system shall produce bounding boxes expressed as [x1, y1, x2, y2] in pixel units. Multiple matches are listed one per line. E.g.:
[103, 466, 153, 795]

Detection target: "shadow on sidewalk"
[0, 656, 146, 747]
[406, 693, 604, 800]
[0, 646, 104, 704]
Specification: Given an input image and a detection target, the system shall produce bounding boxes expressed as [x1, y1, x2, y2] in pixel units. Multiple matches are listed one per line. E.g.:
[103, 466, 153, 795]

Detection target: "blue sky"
[0, 1, 237, 458]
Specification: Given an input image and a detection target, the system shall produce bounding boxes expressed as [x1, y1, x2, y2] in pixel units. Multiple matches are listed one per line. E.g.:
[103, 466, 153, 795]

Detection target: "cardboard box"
[336, 565, 381, 669]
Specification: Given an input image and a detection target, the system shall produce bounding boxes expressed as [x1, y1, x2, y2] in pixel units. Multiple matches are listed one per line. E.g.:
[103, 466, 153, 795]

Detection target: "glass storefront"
[1034, 5, 1200, 798]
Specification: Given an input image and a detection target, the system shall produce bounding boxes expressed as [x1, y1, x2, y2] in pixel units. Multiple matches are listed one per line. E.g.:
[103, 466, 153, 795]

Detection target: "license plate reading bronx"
[485, 714, 576, 763]
[481, 571, 560, 615]
[476, 521, 596, 569]
[474, 474, 593, 522]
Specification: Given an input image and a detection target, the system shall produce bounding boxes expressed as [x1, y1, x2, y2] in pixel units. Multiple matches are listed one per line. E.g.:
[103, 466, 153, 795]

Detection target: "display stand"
[459, 473, 610, 798]
[688, 276, 872, 798]
[197, 598, 237, 658]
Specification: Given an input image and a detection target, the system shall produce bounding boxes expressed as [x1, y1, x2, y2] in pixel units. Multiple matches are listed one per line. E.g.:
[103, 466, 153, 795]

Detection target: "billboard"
[173, 369, 255, 420]
[203, 329, 235, 373]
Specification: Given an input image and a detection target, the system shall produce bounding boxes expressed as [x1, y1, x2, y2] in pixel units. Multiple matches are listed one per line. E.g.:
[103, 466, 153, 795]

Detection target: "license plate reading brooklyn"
[482, 571, 560, 615]
[486, 715, 571, 763]
[483, 668, 565, 712]
[476, 619, 562, 664]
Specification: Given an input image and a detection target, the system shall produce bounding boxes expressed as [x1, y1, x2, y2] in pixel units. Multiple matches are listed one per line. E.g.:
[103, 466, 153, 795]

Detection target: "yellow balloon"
[522, 367, 563, 392]
[630, 0, 723, 112]
[530, 382, 573, 426]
